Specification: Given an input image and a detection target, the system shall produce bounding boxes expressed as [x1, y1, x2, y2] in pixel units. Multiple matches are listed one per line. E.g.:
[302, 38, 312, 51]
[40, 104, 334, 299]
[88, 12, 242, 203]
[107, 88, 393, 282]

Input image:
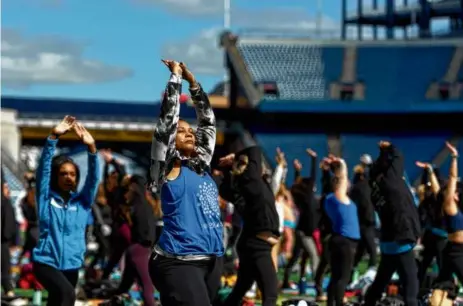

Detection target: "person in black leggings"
[350, 164, 377, 270]
[365, 142, 421, 306]
[415, 163, 447, 287]
[323, 157, 360, 306]
[219, 146, 280, 306]
[314, 160, 335, 302]
[433, 143, 463, 295]
[32, 117, 99, 306]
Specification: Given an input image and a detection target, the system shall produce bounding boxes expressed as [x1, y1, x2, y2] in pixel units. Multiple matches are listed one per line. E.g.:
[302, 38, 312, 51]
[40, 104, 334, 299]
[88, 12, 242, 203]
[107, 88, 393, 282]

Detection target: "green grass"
[10, 260, 371, 305]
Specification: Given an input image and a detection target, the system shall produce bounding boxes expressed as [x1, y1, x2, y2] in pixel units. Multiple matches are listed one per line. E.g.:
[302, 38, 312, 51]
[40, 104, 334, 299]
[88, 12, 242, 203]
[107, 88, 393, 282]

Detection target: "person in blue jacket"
[32, 116, 99, 306]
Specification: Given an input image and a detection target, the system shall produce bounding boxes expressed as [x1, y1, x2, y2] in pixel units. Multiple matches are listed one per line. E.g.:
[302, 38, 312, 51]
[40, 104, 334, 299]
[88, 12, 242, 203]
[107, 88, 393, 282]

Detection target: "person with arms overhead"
[32, 116, 99, 306]
[218, 146, 280, 306]
[350, 162, 377, 272]
[365, 141, 421, 306]
[282, 149, 320, 292]
[323, 156, 360, 306]
[148, 60, 223, 306]
[431, 143, 463, 302]
[415, 161, 447, 287]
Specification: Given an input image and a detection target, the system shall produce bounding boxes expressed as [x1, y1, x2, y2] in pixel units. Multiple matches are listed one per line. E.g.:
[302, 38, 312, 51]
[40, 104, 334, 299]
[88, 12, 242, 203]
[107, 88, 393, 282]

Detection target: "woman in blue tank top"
[322, 156, 360, 306]
[148, 60, 224, 306]
[433, 142, 463, 295]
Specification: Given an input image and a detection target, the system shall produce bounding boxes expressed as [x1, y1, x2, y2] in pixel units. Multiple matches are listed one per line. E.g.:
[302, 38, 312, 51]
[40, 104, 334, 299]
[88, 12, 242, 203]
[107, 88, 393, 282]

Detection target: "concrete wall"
[1, 109, 21, 163]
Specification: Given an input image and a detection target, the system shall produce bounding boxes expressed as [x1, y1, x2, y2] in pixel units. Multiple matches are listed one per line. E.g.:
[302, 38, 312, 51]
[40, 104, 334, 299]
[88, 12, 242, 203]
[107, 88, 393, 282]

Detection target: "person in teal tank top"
[148, 60, 223, 306]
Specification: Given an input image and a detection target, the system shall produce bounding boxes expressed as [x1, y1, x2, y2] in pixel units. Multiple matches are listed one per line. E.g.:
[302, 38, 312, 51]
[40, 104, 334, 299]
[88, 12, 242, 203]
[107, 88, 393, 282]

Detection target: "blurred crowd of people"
[1, 60, 463, 306]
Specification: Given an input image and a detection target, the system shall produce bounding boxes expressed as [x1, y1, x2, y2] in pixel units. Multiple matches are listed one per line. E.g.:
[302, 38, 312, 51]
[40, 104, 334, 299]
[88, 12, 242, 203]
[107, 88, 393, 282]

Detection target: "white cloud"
[161, 28, 224, 76]
[1, 29, 133, 89]
[132, 0, 223, 16]
[162, 8, 340, 76]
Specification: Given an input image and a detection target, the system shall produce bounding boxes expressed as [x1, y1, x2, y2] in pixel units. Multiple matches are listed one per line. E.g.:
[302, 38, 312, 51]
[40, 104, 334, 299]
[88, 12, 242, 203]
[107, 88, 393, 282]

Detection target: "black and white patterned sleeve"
[149, 73, 182, 193]
[190, 84, 216, 167]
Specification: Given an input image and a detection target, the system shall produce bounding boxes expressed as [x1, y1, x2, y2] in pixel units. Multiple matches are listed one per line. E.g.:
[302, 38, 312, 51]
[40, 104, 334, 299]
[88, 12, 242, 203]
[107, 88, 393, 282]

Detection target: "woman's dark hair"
[50, 155, 80, 192]
[129, 175, 146, 200]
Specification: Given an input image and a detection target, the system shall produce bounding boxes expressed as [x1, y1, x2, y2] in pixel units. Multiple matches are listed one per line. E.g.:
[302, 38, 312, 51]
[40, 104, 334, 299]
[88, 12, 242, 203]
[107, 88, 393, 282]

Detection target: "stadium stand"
[235, 37, 462, 104]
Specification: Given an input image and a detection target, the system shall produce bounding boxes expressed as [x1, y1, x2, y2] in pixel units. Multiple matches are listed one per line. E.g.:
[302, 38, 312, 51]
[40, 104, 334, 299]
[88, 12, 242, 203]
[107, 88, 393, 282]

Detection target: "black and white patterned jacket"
[149, 73, 216, 194]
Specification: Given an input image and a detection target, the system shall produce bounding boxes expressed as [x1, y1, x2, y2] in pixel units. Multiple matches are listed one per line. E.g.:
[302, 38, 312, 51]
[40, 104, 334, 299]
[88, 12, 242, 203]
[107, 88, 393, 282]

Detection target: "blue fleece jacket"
[32, 137, 99, 270]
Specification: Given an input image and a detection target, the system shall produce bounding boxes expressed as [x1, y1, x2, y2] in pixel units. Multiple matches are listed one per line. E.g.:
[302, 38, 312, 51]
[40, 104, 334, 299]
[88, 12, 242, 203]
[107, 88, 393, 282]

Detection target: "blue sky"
[0, 0, 343, 102]
[1, 0, 437, 103]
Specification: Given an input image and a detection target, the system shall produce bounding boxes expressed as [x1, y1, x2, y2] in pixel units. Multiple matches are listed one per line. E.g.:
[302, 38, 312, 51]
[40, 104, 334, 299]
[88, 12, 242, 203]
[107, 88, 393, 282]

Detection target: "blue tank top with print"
[158, 164, 224, 256]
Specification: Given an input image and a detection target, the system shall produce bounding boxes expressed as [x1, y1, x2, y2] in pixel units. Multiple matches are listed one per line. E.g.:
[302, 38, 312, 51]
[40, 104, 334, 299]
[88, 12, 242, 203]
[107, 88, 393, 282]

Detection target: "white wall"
[1, 109, 21, 163]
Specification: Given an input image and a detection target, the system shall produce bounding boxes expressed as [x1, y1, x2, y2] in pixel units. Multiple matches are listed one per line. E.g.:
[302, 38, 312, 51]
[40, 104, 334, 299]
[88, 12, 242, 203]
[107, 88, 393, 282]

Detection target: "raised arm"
[73, 122, 99, 208]
[379, 141, 404, 178]
[149, 64, 183, 192]
[271, 148, 287, 194]
[181, 63, 216, 166]
[36, 116, 75, 213]
[306, 148, 318, 188]
[444, 142, 459, 212]
[415, 161, 440, 196]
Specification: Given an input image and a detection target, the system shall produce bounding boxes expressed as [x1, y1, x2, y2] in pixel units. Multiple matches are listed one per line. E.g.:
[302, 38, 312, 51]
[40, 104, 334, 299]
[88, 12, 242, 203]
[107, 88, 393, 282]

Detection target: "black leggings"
[224, 239, 278, 306]
[365, 249, 419, 306]
[150, 253, 222, 306]
[33, 262, 79, 306]
[354, 226, 378, 268]
[315, 235, 331, 297]
[1, 242, 13, 293]
[116, 243, 155, 306]
[328, 235, 358, 306]
[434, 241, 463, 286]
[418, 230, 447, 286]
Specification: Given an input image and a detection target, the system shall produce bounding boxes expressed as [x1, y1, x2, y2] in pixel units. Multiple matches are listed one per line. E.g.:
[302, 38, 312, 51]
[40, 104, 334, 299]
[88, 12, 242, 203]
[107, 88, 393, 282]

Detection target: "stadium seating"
[356, 46, 454, 104]
[2, 165, 24, 192]
[237, 39, 457, 104]
[238, 43, 327, 100]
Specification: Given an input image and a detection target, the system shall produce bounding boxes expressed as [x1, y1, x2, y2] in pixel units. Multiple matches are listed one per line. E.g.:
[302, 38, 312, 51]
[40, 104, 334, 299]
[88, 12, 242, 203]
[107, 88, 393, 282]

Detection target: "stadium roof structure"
[346, 0, 462, 25]
[1, 96, 197, 123]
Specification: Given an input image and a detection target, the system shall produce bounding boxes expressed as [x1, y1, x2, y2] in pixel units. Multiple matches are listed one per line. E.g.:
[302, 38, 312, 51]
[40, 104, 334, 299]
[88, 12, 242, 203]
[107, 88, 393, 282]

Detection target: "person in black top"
[1, 170, 17, 297]
[365, 141, 421, 306]
[314, 158, 335, 302]
[18, 174, 39, 265]
[350, 164, 377, 269]
[100, 149, 130, 281]
[88, 183, 112, 272]
[415, 162, 447, 287]
[219, 146, 280, 306]
[113, 175, 155, 306]
[282, 149, 320, 290]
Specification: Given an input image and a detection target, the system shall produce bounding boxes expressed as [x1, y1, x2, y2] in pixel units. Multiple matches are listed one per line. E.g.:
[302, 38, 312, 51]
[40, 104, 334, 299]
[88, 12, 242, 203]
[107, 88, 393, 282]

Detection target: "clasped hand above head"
[51, 115, 96, 153]
[162, 59, 198, 89]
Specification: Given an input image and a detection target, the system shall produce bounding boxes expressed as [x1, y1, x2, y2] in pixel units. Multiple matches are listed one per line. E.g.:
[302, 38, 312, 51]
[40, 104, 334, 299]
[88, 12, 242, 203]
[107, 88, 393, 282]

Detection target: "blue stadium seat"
[2, 165, 24, 192]
[238, 39, 457, 106]
[356, 46, 454, 103]
[238, 43, 328, 100]
[255, 133, 328, 190]
[322, 47, 344, 83]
